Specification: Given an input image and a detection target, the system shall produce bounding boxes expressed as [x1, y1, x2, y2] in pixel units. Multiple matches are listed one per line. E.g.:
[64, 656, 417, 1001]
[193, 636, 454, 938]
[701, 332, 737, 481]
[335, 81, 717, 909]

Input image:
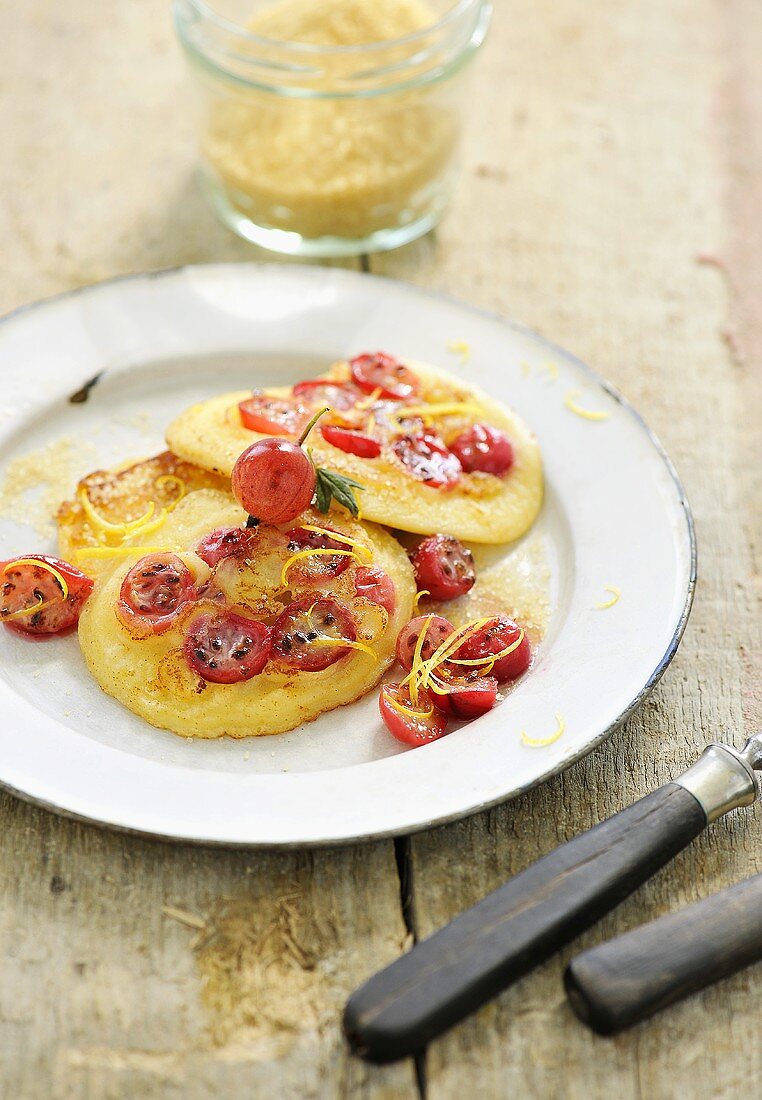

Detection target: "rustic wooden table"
[1, 2, 760, 1097]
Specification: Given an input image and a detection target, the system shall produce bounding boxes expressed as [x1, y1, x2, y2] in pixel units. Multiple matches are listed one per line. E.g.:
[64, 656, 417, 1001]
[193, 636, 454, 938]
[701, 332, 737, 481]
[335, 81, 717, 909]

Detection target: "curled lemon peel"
[313, 637, 378, 662]
[412, 589, 430, 612]
[403, 617, 496, 699]
[447, 628, 525, 668]
[2, 595, 47, 621]
[391, 400, 483, 425]
[74, 545, 164, 561]
[564, 389, 610, 421]
[281, 547, 359, 587]
[78, 489, 156, 536]
[521, 714, 566, 748]
[426, 682, 450, 699]
[154, 474, 187, 510]
[425, 670, 457, 698]
[124, 510, 169, 540]
[1, 558, 71, 621]
[447, 340, 471, 365]
[384, 689, 434, 721]
[5, 557, 69, 600]
[299, 525, 373, 563]
[409, 615, 436, 706]
[421, 617, 494, 674]
[304, 600, 380, 663]
[595, 585, 621, 610]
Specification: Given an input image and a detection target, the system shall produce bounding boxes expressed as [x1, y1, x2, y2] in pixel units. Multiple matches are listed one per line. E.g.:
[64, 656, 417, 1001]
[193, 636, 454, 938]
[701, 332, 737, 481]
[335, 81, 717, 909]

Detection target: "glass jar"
[174, 0, 492, 257]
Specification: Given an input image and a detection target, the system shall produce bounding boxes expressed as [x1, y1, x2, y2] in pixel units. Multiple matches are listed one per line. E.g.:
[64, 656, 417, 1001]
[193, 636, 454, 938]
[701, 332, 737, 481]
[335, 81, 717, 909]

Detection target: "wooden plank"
[0, 0, 760, 1095]
[370, 0, 762, 1096]
[0, 800, 416, 1098]
[0, 0, 346, 311]
[0, 3, 416, 1097]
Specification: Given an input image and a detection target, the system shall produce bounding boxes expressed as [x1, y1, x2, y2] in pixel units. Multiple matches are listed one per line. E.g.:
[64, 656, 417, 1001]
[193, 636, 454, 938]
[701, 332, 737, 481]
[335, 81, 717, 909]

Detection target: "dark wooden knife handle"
[565, 871, 762, 1035]
[344, 783, 706, 1063]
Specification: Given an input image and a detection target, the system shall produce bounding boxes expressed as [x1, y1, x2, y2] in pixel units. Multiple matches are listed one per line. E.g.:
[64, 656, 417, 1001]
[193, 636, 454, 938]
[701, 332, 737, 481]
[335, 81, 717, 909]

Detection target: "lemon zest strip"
[421, 617, 494, 673]
[304, 601, 379, 662]
[411, 617, 495, 697]
[564, 389, 610, 421]
[391, 401, 483, 424]
[313, 637, 378, 662]
[595, 585, 621, 610]
[401, 617, 495, 697]
[521, 714, 566, 748]
[300, 525, 373, 563]
[2, 595, 47, 621]
[78, 490, 156, 536]
[355, 387, 383, 410]
[383, 690, 434, 721]
[447, 628, 525, 668]
[126, 511, 170, 540]
[281, 548, 358, 587]
[154, 474, 187, 510]
[447, 340, 471, 365]
[409, 616, 436, 706]
[412, 589, 430, 612]
[5, 557, 69, 600]
[426, 671, 456, 697]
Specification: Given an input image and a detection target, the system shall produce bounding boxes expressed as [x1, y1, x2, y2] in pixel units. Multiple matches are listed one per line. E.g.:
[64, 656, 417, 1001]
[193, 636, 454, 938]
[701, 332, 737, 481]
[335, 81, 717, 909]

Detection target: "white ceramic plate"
[0, 265, 694, 846]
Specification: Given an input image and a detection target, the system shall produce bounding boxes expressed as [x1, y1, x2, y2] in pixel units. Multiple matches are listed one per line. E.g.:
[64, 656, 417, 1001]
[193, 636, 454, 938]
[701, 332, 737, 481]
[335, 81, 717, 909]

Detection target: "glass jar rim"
[183, 0, 485, 55]
[174, 0, 492, 99]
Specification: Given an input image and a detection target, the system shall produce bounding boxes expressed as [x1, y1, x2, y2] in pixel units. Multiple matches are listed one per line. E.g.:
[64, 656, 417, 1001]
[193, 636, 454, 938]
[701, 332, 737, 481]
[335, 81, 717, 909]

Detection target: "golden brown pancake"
[165, 360, 543, 545]
[78, 489, 415, 739]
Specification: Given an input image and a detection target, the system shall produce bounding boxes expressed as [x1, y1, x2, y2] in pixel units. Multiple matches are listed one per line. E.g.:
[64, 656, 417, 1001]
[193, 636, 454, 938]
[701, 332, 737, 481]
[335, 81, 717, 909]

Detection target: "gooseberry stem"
[297, 406, 330, 447]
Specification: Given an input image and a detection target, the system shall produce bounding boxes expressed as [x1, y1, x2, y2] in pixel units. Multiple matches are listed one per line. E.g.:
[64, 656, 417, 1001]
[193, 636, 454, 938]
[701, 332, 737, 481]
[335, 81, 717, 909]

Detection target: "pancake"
[77, 489, 415, 739]
[57, 451, 227, 581]
[165, 359, 543, 544]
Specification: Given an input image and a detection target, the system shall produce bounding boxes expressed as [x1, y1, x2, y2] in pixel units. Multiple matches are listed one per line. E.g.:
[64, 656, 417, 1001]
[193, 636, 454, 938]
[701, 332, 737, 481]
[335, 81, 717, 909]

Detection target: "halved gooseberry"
[184, 611, 271, 684]
[271, 597, 356, 672]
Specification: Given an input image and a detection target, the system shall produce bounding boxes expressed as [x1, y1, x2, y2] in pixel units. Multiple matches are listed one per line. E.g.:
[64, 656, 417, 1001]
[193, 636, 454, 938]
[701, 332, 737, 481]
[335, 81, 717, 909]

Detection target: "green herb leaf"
[313, 467, 365, 518]
[314, 474, 332, 514]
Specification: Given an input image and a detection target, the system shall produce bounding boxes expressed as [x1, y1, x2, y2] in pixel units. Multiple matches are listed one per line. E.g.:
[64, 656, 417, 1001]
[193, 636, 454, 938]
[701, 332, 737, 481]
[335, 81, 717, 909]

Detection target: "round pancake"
[57, 451, 227, 581]
[78, 489, 415, 739]
[165, 359, 543, 544]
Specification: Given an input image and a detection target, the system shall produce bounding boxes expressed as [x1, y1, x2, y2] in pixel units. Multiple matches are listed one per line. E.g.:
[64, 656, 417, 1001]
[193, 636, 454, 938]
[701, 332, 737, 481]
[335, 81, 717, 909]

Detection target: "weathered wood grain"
[0, 800, 416, 1098]
[370, 1, 762, 1097]
[0, 4, 416, 1098]
[0, 0, 760, 1097]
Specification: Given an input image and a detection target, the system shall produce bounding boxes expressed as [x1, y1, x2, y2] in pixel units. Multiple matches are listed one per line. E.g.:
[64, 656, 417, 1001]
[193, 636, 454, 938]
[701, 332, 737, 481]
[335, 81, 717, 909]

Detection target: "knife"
[564, 869, 762, 1034]
[344, 734, 762, 1063]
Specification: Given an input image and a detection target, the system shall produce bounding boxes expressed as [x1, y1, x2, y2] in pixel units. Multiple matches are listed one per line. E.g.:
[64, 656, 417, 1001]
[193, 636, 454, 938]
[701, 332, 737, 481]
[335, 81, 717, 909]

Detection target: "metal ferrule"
[676, 743, 760, 823]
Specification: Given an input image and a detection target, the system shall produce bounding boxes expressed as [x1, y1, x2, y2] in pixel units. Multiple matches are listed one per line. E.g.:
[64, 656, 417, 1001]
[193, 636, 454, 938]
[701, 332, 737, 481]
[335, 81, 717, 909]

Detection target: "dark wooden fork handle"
[565, 871, 762, 1034]
[344, 783, 706, 1062]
